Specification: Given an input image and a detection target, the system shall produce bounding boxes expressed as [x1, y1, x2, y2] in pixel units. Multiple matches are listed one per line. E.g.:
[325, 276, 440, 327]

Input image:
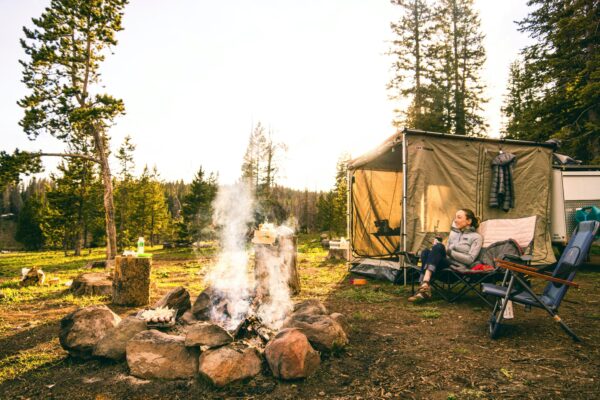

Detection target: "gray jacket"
[447, 224, 483, 268]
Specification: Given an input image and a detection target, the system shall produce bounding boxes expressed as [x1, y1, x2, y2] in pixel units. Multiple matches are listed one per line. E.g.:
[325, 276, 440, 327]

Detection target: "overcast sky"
[0, 0, 532, 191]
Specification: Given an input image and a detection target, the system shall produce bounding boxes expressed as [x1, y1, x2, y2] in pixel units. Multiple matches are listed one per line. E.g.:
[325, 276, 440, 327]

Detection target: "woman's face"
[454, 210, 472, 230]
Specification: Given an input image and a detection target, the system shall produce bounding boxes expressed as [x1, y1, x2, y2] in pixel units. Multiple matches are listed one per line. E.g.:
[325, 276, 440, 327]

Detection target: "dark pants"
[420, 243, 449, 282]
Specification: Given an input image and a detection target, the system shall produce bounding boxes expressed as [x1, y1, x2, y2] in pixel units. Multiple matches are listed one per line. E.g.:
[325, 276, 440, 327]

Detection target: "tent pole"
[346, 167, 352, 263]
[402, 131, 408, 286]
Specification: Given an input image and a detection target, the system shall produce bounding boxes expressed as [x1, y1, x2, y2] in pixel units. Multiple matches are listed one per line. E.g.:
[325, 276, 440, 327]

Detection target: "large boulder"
[93, 316, 147, 360]
[126, 330, 199, 380]
[59, 305, 121, 359]
[282, 313, 348, 352]
[153, 286, 191, 318]
[264, 328, 320, 380]
[185, 322, 233, 348]
[198, 345, 262, 387]
[70, 272, 113, 296]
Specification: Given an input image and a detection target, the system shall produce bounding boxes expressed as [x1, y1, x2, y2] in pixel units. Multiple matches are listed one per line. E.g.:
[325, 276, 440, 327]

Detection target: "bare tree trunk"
[91, 126, 117, 260]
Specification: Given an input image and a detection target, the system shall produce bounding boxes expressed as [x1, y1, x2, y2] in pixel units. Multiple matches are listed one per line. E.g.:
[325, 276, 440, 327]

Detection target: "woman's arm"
[448, 235, 483, 265]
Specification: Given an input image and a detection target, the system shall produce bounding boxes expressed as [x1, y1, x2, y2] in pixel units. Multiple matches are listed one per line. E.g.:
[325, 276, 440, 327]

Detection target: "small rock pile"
[59, 286, 348, 386]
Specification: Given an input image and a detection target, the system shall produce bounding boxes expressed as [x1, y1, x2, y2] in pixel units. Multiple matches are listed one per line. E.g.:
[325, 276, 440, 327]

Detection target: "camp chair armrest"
[503, 253, 532, 263]
[494, 259, 579, 288]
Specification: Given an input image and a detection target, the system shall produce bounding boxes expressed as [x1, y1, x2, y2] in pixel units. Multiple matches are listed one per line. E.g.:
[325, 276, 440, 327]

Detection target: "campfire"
[58, 183, 349, 386]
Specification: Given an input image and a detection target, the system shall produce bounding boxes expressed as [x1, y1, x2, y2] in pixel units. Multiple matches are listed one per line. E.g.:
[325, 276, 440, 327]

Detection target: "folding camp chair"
[432, 216, 537, 307]
[482, 220, 599, 342]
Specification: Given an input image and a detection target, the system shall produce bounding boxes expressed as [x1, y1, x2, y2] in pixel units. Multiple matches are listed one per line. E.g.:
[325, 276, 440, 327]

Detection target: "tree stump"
[254, 235, 300, 297]
[281, 235, 300, 295]
[70, 272, 113, 296]
[112, 256, 151, 306]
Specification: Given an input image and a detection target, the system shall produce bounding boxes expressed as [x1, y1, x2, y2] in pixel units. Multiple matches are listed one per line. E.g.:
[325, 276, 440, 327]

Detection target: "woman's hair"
[460, 208, 480, 229]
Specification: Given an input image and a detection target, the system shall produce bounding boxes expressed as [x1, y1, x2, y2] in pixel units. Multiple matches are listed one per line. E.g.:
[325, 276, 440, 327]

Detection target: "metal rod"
[402, 131, 408, 285]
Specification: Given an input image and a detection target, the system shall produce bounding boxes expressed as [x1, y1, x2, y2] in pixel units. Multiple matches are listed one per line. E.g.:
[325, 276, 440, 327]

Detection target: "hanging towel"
[490, 152, 516, 211]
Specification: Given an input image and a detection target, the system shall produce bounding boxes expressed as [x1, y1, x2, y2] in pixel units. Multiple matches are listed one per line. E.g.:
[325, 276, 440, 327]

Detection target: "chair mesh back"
[542, 221, 600, 307]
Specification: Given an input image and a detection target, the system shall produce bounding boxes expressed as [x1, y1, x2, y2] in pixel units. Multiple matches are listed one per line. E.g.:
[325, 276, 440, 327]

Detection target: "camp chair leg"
[489, 275, 516, 339]
[446, 271, 495, 308]
[510, 274, 582, 342]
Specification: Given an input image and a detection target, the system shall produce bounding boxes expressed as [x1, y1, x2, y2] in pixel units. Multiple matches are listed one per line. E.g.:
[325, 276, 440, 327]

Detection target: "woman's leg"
[409, 243, 446, 302]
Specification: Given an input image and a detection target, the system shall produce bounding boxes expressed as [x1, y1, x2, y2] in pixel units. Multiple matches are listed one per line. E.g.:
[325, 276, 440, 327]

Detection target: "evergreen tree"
[180, 167, 218, 242]
[316, 192, 335, 233]
[389, 0, 487, 135]
[388, 0, 435, 128]
[129, 166, 170, 246]
[241, 122, 266, 191]
[114, 136, 136, 249]
[503, 0, 600, 162]
[435, 0, 488, 135]
[15, 191, 47, 250]
[18, 0, 129, 259]
[46, 157, 104, 255]
[331, 154, 350, 235]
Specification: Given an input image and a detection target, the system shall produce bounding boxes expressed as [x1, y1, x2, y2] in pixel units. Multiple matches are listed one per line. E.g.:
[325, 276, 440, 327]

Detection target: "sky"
[0, 0, 532, 191]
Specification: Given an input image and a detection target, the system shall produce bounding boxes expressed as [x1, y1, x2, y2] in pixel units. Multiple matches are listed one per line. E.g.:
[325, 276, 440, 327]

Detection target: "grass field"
[1, 237, 600, 399]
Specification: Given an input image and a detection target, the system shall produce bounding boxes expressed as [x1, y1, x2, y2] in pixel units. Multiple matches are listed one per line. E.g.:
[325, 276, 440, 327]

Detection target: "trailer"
[551, 164, 600, 247]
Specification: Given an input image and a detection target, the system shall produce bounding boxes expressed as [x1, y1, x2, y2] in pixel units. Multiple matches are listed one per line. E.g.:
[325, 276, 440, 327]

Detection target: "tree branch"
[35, 152, 100, 164]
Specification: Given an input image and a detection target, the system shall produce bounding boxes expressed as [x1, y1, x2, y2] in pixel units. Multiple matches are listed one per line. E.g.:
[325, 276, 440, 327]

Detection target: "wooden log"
[254, 235, 301, 297]
[112, 256, 152, 306]
[281, 235, 300, 295]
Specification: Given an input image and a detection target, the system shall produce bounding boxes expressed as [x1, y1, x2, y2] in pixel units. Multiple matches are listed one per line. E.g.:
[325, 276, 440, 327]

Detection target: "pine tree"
[389, 0, 487, 135]
[331, 154, 350, 236]
[114, 136, 136, 249]
[434, 0, 488, 135]
[46, 157, 104, 255]
[181, 167, 218, 242]
[504, 0, 600, 162]
[15, 190, 48, 250]
[389, 0, 435, 128]
[241, 122, 266, 191]
[18, 0, 128, 259]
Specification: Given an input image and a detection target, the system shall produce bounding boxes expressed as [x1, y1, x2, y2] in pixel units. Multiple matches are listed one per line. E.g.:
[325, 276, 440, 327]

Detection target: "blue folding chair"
[482, 220, 599, 342]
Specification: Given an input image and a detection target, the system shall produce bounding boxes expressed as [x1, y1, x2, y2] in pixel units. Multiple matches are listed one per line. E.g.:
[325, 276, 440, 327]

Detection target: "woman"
[408, 209, 483, 302]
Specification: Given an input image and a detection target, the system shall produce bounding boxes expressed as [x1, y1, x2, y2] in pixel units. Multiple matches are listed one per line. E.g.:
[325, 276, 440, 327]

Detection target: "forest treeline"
[0, 130, 349, 252]
[1, 0, 597, 253]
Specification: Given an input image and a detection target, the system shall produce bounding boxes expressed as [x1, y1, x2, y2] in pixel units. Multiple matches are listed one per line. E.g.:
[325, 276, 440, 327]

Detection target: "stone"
[20, 267, 45, 286]
[198, 345, 262, 387]
[330, 312, 350, 336]
[292, 299, 328, 317]
[282, 313, 348, 352]
[112, 256, 151, 306]
[84, 260, 108, 269]
[93, 316, 147, 360]
[191, 288, 215, 320]
[126, 330, 199, 380]
[264, 328, 320, 380]
[59, 305, 121, 359]
[70, 272, 113, 296]
[185, 322, 233, 348]
[153, 286, 191, 318]
[180, 309, 198, 325]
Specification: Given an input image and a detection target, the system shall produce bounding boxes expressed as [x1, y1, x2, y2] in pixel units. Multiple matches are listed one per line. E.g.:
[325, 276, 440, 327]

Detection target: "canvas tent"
[347, 128, 557, 280]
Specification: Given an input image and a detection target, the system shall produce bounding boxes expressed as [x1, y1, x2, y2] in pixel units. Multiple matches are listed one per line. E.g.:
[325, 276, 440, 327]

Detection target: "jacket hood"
[492, 152, 516, 166]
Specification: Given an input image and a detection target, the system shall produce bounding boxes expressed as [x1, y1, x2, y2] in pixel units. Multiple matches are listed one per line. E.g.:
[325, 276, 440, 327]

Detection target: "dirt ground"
[1, 246, 599, 400]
